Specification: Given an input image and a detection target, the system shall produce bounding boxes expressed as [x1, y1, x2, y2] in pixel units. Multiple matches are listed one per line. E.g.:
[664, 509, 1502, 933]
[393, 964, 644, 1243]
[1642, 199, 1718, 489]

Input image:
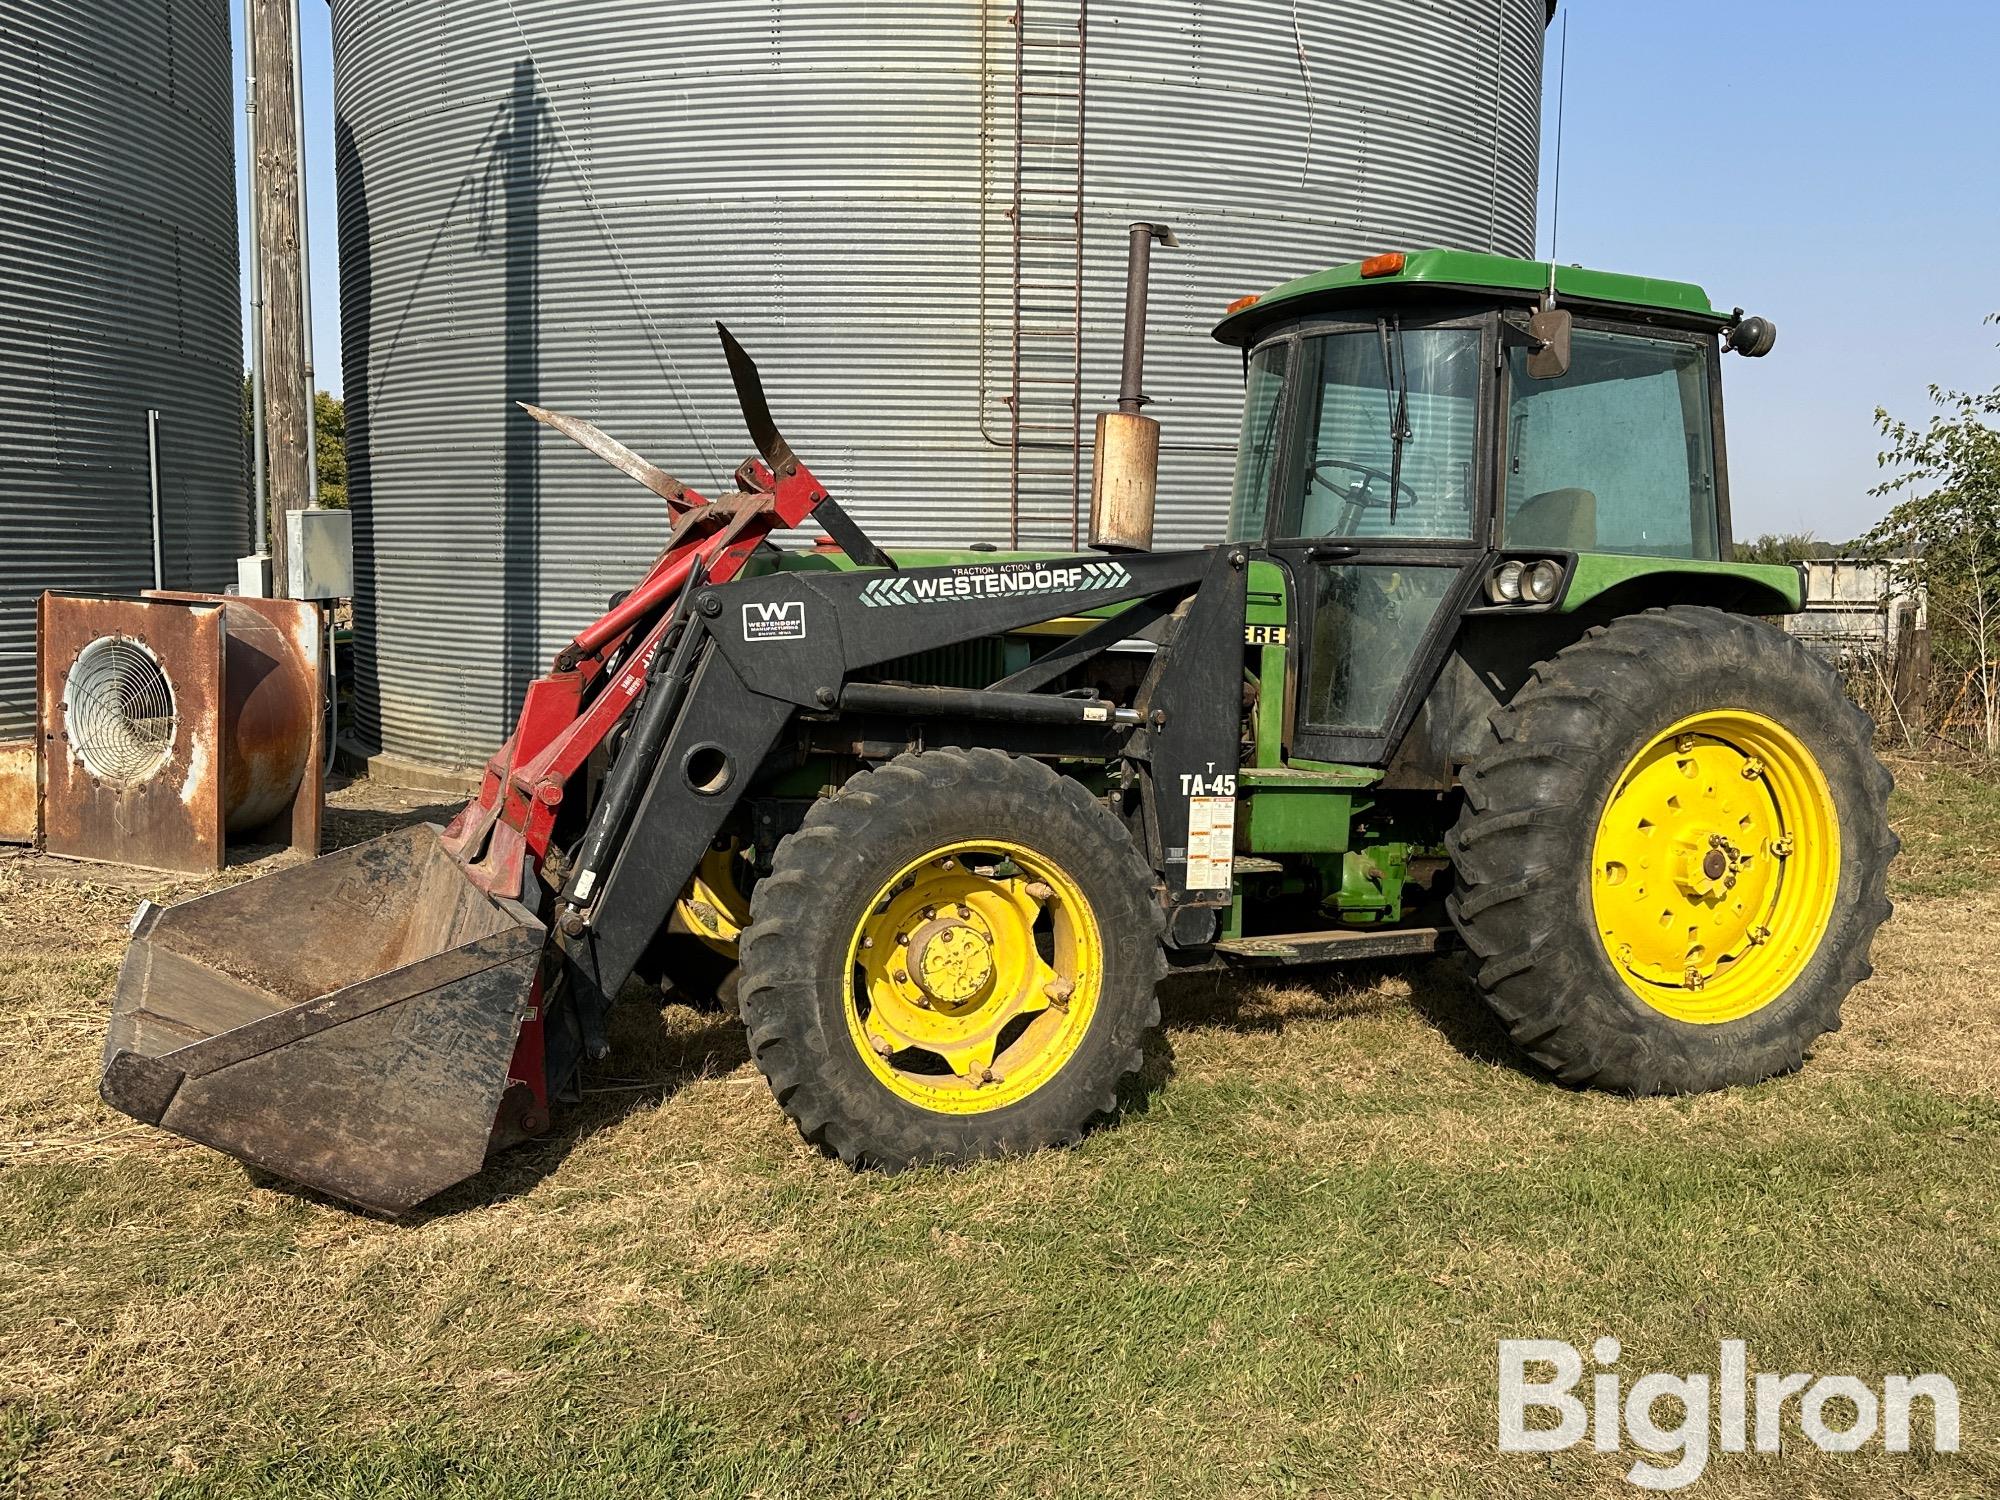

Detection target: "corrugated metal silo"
[0, 1, 246, 739]
[333, 0, 1549, 769]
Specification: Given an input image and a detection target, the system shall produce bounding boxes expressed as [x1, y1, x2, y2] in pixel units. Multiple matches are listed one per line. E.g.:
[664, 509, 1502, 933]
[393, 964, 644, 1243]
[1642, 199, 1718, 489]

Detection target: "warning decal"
[1186, 796, 1237, 892]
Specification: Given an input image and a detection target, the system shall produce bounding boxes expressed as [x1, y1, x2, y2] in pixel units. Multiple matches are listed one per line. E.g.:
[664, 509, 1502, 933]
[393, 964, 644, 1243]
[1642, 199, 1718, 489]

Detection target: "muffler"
[99, 824, 545, 1214]
[1090, 221, 1177, 554]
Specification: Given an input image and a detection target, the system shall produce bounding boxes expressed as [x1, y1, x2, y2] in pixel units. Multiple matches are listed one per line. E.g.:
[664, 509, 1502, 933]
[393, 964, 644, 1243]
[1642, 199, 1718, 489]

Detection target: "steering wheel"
[1308, 458, 1420, 510]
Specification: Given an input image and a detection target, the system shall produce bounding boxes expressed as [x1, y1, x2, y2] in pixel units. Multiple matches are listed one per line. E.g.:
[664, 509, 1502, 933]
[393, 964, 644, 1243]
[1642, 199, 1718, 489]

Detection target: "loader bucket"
[99, 825, 547, 1214]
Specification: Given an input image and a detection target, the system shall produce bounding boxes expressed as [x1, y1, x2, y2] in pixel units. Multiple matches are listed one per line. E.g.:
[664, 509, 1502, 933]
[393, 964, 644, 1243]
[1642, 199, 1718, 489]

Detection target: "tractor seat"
[1507, 487, 1598, 550]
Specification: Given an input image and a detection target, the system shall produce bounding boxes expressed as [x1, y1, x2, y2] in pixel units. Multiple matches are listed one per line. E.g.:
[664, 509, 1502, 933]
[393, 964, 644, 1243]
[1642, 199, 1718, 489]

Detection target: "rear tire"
[1447, 607, 1896, 1094]
[738, 748, 1165, 1168]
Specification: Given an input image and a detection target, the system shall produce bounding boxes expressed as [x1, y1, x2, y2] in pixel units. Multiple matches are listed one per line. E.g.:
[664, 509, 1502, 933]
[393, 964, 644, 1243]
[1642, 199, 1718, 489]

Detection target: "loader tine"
[715, 322, 798, 478]
[518, 402, 695, 514]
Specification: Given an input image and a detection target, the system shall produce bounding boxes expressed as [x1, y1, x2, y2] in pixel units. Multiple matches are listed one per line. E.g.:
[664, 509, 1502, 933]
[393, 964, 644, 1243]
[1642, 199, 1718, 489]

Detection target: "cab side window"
[1505, 329, 1720, 558]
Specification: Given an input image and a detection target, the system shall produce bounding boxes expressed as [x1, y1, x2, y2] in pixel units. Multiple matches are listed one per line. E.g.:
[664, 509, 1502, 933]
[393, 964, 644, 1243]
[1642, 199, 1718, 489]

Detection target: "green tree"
[1862, 316, 2000, 752]
[241, 373, 256, 502]
[240, 379, 348, 521]
[314, 390, 347, 509]
[1735, 532, 1842, 565]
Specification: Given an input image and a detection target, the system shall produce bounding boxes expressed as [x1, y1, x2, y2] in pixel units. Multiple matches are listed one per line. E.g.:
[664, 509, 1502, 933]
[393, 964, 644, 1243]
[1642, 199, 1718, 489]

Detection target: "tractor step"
[1213, 924, 1453, 967]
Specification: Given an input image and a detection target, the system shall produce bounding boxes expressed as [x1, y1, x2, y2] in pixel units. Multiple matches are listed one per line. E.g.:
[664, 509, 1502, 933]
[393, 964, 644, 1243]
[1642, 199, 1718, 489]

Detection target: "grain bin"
[0, 0, 247, 744]
[333, 0, 1551, 769]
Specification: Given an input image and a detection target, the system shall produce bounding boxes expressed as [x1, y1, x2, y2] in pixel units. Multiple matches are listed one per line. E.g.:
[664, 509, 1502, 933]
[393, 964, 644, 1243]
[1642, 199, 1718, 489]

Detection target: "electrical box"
[236, 553, 272, 599]
[286, 508, 353, 601]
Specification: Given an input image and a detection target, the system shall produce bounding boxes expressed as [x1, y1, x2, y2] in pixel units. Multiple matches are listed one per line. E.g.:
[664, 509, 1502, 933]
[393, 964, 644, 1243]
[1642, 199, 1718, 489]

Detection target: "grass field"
[2, 760, 1996, 1498]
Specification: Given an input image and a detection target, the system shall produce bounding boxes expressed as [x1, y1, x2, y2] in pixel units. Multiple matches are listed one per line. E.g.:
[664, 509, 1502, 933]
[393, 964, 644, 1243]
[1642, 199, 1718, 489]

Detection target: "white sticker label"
[1186, 795, 1236, 891]
[742, 600, 807, 642]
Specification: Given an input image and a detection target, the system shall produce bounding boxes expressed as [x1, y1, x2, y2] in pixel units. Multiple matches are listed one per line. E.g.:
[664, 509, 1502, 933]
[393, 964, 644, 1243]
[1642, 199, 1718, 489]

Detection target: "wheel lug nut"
[956, 904, 972, 919]
[922, 905, 937, 920]
[871, 1035, 895, 1058]
[895, 932, 908, 946]
[893, 969, 909, 985]
[937, 858, 956, 871]
[861, 936, 875, 950]
[1677, 735, 1697, 753]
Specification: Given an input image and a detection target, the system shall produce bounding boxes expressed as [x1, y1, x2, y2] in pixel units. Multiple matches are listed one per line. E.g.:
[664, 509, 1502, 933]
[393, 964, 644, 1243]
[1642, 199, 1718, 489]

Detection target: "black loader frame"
[553, 542, 1250, 1064]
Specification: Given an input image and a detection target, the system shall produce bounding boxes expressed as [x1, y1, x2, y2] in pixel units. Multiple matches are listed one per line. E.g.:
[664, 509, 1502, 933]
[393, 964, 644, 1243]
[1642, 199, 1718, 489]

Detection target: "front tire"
[739, 748, 1166, 1168]
[1447, 607, 1896, 1094]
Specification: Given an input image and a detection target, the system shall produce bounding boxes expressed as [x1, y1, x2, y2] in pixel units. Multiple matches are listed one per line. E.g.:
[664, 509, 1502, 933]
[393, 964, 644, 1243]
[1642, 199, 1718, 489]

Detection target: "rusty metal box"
[38, 592, 323, 873]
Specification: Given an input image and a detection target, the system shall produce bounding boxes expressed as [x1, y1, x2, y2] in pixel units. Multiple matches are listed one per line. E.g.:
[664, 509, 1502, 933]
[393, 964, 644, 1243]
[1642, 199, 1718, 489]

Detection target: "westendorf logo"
[740, 600, 806, 641]
[859, 561, 1131, 608]
[1499, 1338, 1960, 1491]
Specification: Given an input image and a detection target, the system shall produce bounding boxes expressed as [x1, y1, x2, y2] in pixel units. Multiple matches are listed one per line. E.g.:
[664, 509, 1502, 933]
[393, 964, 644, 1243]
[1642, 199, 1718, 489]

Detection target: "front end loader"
[101, 248, 1894, 1213]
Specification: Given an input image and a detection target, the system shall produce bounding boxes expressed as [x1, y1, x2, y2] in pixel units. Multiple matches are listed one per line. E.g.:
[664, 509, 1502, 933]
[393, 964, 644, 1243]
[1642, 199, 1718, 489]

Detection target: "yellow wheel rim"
[1591, 710, 1839, 1024]
[843, 839, 1104, 1115]
[676, 845, 753, 958]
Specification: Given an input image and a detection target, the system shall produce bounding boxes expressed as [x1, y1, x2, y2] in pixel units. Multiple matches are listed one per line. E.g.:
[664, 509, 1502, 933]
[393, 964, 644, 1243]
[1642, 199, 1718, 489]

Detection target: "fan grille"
[64, 636, 177, 784]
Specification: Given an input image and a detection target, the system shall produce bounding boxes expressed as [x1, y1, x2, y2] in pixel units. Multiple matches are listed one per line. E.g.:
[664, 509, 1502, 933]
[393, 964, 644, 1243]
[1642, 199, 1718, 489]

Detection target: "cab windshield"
[1227, 324, 1483, 543]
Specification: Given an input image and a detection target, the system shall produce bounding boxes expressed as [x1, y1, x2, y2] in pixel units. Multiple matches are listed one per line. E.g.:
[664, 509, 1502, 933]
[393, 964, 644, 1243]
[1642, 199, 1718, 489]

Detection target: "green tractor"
[101, 246, 1895, 1213]
[718, 243, 1895, 1148]
[1191, 246, 1895, 1096]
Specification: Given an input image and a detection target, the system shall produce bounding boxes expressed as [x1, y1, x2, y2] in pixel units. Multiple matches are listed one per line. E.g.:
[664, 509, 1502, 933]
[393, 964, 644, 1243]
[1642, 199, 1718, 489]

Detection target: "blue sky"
[255, 0, 2000, 542]
[1530, 1, 2000, 540]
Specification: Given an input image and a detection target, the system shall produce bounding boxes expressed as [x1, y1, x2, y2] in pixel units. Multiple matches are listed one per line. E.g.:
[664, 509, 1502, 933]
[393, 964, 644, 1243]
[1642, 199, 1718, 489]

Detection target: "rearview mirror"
[1525, 307, 1573, 379]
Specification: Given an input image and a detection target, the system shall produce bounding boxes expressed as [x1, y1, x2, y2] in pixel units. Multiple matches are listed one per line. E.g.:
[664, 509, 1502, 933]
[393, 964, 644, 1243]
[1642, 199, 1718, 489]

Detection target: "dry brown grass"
[1, 771, 1996, 1498]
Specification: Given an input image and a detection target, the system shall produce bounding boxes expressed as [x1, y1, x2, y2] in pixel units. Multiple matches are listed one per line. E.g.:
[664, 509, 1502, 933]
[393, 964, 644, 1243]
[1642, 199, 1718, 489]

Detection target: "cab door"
[1239, 312, 1497, 766]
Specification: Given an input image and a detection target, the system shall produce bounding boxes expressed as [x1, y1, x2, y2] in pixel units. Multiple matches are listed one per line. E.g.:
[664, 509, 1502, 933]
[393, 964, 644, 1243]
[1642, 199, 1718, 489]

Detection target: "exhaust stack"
[1090, 222, 1177, 553]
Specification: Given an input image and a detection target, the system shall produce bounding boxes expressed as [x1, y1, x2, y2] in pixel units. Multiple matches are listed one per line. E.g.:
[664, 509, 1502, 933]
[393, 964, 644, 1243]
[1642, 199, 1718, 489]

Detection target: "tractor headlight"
[1484, 558, 1565, 607]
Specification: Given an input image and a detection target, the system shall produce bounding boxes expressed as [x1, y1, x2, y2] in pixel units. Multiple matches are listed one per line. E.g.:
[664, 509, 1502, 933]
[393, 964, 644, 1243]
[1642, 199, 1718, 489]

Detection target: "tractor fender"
[1557, 554, 1804, 620]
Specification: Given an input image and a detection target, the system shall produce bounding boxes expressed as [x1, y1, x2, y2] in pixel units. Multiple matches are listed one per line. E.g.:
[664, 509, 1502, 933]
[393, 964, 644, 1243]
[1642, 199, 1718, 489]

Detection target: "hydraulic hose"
[560, 558, 711, 917]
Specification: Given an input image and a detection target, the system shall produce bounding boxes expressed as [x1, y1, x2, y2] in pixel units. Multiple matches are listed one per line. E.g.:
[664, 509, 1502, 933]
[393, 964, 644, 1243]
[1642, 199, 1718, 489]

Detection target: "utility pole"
[249, 0, 312, 593]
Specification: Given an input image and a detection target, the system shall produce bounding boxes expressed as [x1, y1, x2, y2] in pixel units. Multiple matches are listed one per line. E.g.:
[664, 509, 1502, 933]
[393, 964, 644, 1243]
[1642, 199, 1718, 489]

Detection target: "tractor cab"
[1213, 248, 1783, 765]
